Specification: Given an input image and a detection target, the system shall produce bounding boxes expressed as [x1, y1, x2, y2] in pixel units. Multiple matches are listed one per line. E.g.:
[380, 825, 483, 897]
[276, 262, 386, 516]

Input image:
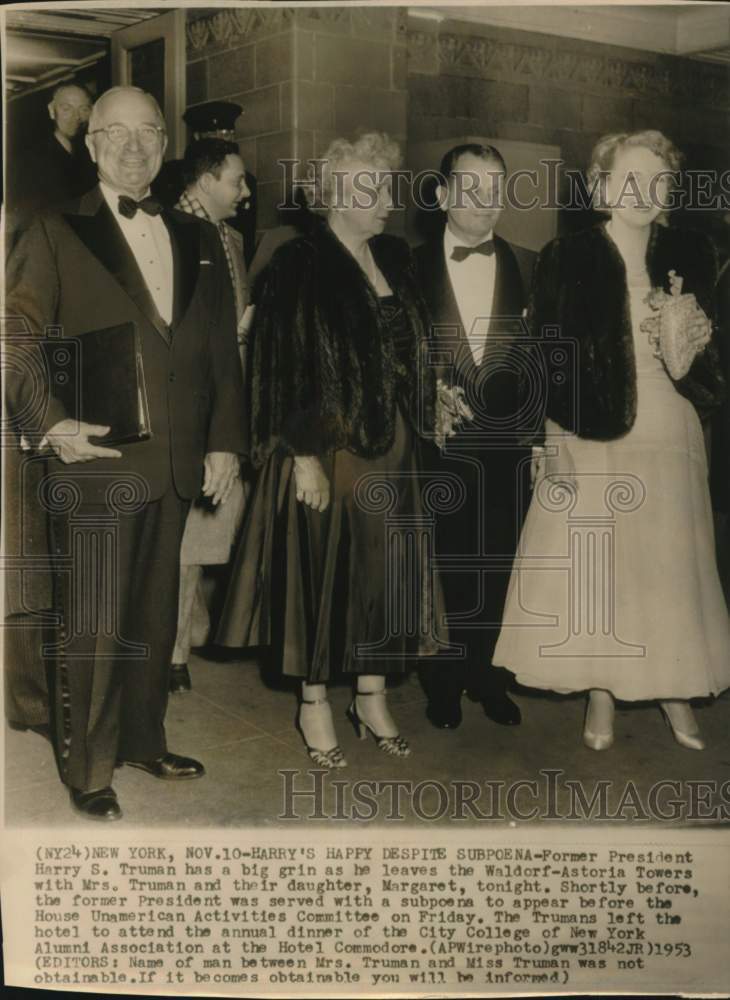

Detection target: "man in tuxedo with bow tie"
[415, 143, 535, 730]
[5, 86, 246, 820]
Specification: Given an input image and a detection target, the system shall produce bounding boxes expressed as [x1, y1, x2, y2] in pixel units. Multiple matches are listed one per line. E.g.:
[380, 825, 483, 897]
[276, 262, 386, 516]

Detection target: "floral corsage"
[434, 379, 474, 449]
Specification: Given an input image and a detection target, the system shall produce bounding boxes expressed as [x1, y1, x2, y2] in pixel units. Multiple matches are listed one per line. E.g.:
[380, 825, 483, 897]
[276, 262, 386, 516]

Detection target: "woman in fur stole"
[493, 130, 730, 750]
[218, 133, 444, 766]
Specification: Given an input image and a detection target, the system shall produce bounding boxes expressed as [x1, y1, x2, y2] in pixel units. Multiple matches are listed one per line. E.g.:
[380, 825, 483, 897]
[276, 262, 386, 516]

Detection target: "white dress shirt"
[443, 224, 497, 368]
[100, 182, 174, 325]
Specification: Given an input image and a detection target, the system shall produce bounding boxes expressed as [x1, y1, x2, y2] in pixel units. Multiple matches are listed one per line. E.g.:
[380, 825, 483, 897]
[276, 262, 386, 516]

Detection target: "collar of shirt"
[443, 224, 496, 368]
[176, 190, 213, 223]
[99, 182, 173, 326]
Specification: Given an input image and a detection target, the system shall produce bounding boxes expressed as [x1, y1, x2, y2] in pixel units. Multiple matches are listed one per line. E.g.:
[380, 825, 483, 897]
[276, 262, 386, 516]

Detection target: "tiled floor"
[6, 648, 730, 828]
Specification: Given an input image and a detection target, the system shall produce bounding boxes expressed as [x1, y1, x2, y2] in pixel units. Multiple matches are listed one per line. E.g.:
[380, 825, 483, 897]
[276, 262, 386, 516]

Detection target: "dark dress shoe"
[480, 692, 522, 726]
[70, 786, 122, 821]
[120, 752, 205, 780]
[169, 662, 192, 693]
[426, 697, 463, 729]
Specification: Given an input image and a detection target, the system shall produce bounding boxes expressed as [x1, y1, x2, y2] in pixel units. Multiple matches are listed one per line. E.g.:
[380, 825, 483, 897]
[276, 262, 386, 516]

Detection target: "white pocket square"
[200, 259, 213, 265]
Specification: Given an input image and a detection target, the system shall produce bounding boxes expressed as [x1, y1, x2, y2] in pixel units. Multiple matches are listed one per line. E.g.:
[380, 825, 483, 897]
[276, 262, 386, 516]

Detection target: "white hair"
[314, 131, 401, 205]
[88, 86, 164, 132]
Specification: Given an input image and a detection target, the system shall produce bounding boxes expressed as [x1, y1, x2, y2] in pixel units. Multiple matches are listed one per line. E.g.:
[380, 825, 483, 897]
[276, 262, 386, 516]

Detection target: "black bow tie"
[451, 240, 495, 262]
[118, 194, 162, 219]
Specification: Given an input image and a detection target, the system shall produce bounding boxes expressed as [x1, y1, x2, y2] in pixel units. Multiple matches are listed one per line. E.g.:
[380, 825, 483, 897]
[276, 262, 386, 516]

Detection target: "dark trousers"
[421, 447, 528, 703]
[4, 616, 52, 728]
[50, 488, 188, 791]
[4, 448, 54, 728]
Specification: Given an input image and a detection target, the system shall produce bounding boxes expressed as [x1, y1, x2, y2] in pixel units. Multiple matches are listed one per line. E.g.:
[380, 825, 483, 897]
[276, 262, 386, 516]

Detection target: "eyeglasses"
[88, 124, 165, 146]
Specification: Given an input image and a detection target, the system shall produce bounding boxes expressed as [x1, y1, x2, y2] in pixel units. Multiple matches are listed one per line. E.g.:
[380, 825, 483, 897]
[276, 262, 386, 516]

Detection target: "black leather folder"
[43, 322, 151, 445]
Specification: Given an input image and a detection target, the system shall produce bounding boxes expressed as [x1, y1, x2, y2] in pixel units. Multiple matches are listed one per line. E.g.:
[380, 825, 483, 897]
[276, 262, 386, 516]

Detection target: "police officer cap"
[183, 101, 242, 133]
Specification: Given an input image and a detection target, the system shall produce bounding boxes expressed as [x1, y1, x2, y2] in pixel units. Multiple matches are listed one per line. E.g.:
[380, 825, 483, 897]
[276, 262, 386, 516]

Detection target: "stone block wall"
[185, 6, 407, 231]
[407, 17, 730, 233]
[184, 7, 729, 238]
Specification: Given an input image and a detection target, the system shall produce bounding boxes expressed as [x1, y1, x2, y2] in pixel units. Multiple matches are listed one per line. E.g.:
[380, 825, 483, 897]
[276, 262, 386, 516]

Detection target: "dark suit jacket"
[5, 185, 246, 504]
[414, 232, 535, 450]
[5, 133, 97, 252]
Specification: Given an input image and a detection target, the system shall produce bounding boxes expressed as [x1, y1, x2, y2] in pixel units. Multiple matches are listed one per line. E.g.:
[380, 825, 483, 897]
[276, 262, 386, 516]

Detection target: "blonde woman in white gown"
[493, 130, 730, 750]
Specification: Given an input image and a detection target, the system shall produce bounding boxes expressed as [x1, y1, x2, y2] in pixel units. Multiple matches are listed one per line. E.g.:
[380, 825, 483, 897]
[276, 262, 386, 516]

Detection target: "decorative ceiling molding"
[186, 7, 292, 56]
[407, 25, 730, 110]
[186, 6, 362, 58]
[413, 5, 730, 60]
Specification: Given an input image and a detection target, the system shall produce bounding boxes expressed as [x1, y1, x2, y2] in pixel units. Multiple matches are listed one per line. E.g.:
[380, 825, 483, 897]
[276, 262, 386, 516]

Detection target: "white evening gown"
[493, 275, 730, 700]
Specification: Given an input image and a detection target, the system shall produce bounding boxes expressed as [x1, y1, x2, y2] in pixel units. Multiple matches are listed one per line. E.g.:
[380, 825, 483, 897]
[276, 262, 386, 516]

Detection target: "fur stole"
[248, 217, 435, 467]
[530, 222, 726, 440]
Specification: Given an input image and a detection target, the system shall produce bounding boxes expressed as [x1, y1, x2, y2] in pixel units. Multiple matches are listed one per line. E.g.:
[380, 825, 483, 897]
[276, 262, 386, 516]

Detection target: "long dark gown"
[218, 293, 446, 679]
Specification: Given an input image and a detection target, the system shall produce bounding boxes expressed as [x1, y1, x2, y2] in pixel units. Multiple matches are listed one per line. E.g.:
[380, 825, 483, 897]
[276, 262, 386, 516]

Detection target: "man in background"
[6, 81, 97, 245]
[153, 100, 257, 266]
[169, 138, 251, 693]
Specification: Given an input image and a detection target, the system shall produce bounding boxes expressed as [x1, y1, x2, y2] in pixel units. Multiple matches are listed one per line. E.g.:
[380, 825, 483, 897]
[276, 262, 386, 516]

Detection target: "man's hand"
[202, 451, 240, 506]
[45, 420, 122, 464]
[294, 456, 330, 512]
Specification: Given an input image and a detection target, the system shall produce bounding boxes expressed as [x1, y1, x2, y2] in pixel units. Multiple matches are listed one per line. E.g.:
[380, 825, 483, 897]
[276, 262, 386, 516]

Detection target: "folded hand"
[294, 456, 330, 512]
[202, 451, 240, 505]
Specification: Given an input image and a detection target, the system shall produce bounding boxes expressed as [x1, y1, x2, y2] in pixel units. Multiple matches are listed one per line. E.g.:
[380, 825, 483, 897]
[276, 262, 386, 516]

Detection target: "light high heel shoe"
[583, 691, 615, 751]
[346, 691, 411, 757]
[296, 698, 347, 769]
[660, 701, 705, 751]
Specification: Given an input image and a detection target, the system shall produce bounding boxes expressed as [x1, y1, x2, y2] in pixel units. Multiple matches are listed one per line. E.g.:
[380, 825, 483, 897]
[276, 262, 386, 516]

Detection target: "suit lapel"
[163, 209, 200, 328]
[425, 238, 461, 329]
[63, 188, 171, 345]
[489, 236, 523, 339]
[432, 238, 482, 381]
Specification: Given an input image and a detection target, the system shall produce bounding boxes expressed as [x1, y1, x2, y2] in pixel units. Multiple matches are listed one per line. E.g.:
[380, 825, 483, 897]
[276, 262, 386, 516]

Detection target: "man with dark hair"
[153, 101, 257, 266]
[415, 142, 535, 730]
[439, 142, 507, 180]
[169, 137, 251, 693]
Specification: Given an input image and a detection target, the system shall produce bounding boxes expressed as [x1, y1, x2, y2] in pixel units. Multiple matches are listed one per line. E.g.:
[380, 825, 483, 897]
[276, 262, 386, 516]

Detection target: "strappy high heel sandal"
[346, 691, 411, 757]
[296, 698, 347, 769]
[660, 701, 705, 751]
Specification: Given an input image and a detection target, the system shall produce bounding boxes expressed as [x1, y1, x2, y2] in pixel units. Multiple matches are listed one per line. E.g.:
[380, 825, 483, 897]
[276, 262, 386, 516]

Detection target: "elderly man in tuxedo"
[415, 143, 535, 730]
[5, 86, 246, 820]
[169, 137, 251, 693]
